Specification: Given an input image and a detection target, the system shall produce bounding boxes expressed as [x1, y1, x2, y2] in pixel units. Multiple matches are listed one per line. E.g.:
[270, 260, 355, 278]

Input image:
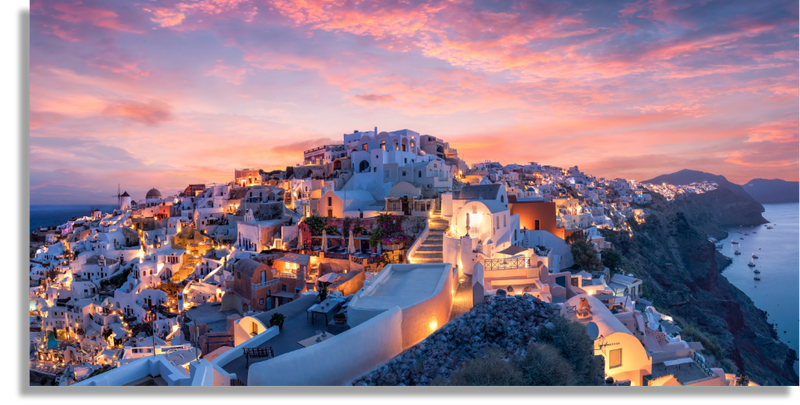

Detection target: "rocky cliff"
[603, 190, 797, 385]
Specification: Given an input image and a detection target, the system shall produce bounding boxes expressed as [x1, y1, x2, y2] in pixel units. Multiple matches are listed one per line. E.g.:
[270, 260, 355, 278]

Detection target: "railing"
[484, 256, 530, 271]
[406, 220, 430, 263]
[277, 272, 296, 279]
[693, 352, 716, 378]
[252, 279, 279, 290]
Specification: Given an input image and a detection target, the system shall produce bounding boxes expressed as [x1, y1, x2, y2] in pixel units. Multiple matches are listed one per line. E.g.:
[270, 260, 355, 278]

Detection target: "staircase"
[411, 211, 447, 264]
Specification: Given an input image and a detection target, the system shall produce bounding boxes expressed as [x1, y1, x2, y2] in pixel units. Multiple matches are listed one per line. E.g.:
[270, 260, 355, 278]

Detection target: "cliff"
[602, 190, 797, 385]
[742, 179, 799, 204]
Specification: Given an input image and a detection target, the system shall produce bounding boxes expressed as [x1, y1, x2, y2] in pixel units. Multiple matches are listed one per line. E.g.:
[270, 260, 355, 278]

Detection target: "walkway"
[450, 274, 473, 320]
[221, 294, 323, 384]
[410, 211, 447, 264]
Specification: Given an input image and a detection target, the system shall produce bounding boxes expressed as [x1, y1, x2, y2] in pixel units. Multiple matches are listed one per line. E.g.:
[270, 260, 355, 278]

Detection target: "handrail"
[406, 220, 430, 263]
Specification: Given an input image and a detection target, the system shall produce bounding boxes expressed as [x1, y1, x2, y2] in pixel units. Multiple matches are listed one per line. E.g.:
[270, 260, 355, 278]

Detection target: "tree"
[303, 215, 328, 236]
[440, 348, 525, 386]
[517, 342, 576, 386]
[571, 239, 600, 271]
[601, 248, 623, 272]
[535, 317, 604, 385]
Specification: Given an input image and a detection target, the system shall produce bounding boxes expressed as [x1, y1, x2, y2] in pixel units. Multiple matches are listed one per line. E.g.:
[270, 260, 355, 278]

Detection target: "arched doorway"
[359, 160, 370, 173]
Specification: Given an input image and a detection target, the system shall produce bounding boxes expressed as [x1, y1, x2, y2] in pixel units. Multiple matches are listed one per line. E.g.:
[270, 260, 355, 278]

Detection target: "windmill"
[112, 184, 123, 206]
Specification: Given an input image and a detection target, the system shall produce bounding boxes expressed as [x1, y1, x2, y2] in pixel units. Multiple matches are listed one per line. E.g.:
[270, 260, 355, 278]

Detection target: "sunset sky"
[30, 0, 798, 204]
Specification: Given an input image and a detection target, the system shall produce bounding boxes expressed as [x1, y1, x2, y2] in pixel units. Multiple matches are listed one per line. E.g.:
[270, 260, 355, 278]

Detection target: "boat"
[732, 240, 740, 245]
[734, 250, 741, 255]
[752, 231, 757, 234]
[752, 254, 759, 259]
[744, 232, 749, 235]
[754, 269, 761, 274]
[715, 243, 723, 250]
[748, 262, 756, 267]
[767, 226, 773, 229]
[754, 276, 761, 281]
[739, 237, 744, 240]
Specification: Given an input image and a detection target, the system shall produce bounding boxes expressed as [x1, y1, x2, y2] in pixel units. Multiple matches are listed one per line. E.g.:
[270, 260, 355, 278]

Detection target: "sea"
[29, 204, 118, 232]
[717, 203, 799, 374]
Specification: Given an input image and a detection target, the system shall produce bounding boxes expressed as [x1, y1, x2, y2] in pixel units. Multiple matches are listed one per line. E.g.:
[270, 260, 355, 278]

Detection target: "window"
[496, 216, 500, 229]
[328, 197, 332, 206]
[535, 220, 540, 230]
[418, 171, 422, 178]
[401, 171, 406, 176]
[404, 158, 408, 164]
[281, 284, 287, 292]
[500, 195, 504, 203]
[504, 215, 507, 227]
[237, 272, 241, 280]
[251, 322, 258, 334]
[571, 277, 579, 287]
[609, 349, 622, 368]
[259, 298, 264, 306]
[362, 144, 368, 151]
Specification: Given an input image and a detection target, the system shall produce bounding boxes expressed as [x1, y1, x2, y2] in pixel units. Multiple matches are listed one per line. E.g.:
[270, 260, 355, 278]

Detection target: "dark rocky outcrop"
[351, 294, 563, 386]
[742, 179, 799, 204]
[602, 190, 797, 386]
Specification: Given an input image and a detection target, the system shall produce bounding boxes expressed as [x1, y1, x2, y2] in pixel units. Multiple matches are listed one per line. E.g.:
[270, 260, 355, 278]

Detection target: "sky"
[29, 0, 799, 204]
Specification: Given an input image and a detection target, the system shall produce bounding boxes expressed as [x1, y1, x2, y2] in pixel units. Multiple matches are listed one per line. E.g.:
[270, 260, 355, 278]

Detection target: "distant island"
[742, 179, 799, 204]
[644, 169, 798, 204]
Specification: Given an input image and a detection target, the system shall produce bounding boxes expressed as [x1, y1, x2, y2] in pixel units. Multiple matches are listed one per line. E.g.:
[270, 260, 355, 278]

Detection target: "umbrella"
[321, 230, 328, 251]
[318, 273, 339, 283]
[348, 231, 355, 254]
[297, 229, 304, 250]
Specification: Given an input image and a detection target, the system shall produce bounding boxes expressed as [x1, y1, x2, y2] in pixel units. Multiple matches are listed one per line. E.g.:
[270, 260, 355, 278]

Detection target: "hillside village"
[30, 128, 757, 387]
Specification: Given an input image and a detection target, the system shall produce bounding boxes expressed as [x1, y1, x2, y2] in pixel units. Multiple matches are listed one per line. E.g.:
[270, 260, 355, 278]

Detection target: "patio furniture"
[297, 331, 336, 348]
[310, 298, 342, 326]
[243, 346, 274, 367]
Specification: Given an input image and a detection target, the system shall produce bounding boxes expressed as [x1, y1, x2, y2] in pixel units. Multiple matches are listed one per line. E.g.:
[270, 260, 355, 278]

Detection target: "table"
[309, 299, 342, 325]
[298, 332, 336, 348]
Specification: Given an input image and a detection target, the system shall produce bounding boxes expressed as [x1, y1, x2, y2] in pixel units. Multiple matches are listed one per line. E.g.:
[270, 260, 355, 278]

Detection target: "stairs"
[411, 215, 447, 264]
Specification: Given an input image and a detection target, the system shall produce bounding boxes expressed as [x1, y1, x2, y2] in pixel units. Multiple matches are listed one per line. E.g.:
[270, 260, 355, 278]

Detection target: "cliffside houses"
[32, 127, 748, 387]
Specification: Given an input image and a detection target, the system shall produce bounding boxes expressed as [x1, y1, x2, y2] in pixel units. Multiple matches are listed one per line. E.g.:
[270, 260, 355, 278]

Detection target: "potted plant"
[318, 285, 328, 302]
[333, 312, 346, 325]
[269, 313, 286, 331]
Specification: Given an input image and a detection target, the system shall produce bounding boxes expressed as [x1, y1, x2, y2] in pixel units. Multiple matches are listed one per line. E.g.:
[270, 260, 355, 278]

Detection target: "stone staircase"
[411, 211, 447, 264]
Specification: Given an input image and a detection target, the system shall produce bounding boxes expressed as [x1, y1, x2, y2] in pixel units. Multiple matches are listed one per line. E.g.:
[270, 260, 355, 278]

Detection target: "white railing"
[252, 279, 279, 290]
[406, 220, 430, 263]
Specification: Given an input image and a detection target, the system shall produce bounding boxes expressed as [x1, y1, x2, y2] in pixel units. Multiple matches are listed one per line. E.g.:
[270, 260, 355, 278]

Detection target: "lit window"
[610, 349, 622, 368]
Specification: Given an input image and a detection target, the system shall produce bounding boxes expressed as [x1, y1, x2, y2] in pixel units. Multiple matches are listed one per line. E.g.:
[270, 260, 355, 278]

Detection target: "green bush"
[571, 239, 601, 271]
[535, 317, 604, 385]
[444, 348, 525, 386]
[517, 343, 575, 386]
[600, 248, 622, 272]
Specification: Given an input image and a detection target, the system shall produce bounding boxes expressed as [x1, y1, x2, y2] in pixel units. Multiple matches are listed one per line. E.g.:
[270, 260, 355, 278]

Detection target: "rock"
[496, 289, 507, 297]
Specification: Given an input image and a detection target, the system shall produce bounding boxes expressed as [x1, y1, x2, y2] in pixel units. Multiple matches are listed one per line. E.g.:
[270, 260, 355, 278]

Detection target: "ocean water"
[29, 204, 118, 232]
[718, 203, 799, 371]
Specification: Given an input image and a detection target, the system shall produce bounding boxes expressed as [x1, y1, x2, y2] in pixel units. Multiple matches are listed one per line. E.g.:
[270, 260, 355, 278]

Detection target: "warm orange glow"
[429, 320, 438, 331]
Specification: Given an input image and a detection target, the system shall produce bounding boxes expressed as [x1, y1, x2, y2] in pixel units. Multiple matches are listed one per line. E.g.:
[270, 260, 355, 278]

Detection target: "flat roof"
[276, 253, 310, 266]
[350, 264, 448, 310]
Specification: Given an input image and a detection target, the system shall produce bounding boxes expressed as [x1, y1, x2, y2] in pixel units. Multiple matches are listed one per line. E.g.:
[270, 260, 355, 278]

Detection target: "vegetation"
[100, 268, 131, 290]
[333, 312, 346, 319]
[677, 320, 734, 372]
[600, 248, 623, 272]
[570, 238, 601, 271]
[318, 285, 328, 302]
[369, 214, 406, 247]
[517, 342, 576, 386]
[303, 215, 336, 236]
[438, 348, 525, 386]
[535, 317, 604, 385]
[270, 313, 286, 329]
[155, 282, 181, 302]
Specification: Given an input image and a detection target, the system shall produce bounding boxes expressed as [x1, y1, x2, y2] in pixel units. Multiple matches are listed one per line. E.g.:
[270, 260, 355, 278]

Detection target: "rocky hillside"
[742, 179, 799, 204]
[352, 294, 578, 386]
[603, 191, 797, 385]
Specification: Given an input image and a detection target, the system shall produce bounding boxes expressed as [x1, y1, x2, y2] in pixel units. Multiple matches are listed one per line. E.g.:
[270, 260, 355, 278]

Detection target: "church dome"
[146, 188, 162, 199]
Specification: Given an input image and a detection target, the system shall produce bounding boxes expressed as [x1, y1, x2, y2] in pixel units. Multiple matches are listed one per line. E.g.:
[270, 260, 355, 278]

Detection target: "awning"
[496, 245, 527, 256]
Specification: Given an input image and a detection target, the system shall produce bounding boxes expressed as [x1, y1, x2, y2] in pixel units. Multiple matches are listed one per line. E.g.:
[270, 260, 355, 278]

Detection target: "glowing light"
[429, 320, 438, 331]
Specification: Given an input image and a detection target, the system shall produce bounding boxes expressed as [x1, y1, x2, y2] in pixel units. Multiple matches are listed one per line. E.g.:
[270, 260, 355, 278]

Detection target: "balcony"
[252, 279, 279, 290]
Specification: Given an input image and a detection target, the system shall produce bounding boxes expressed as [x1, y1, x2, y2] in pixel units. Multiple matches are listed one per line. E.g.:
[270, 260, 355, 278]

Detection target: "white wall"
[247, 306, 403, 386]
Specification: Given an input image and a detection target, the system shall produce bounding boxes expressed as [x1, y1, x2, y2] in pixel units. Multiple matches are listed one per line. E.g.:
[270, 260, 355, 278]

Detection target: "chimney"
[374, 126, 377, 136]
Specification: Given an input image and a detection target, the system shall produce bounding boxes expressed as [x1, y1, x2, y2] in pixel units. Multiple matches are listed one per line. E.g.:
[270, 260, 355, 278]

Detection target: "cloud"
[103, 99, 173, 126]
[50, 1, 146, 33]
[205, 64, 248, 84]
[352, 94, 395, 103]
